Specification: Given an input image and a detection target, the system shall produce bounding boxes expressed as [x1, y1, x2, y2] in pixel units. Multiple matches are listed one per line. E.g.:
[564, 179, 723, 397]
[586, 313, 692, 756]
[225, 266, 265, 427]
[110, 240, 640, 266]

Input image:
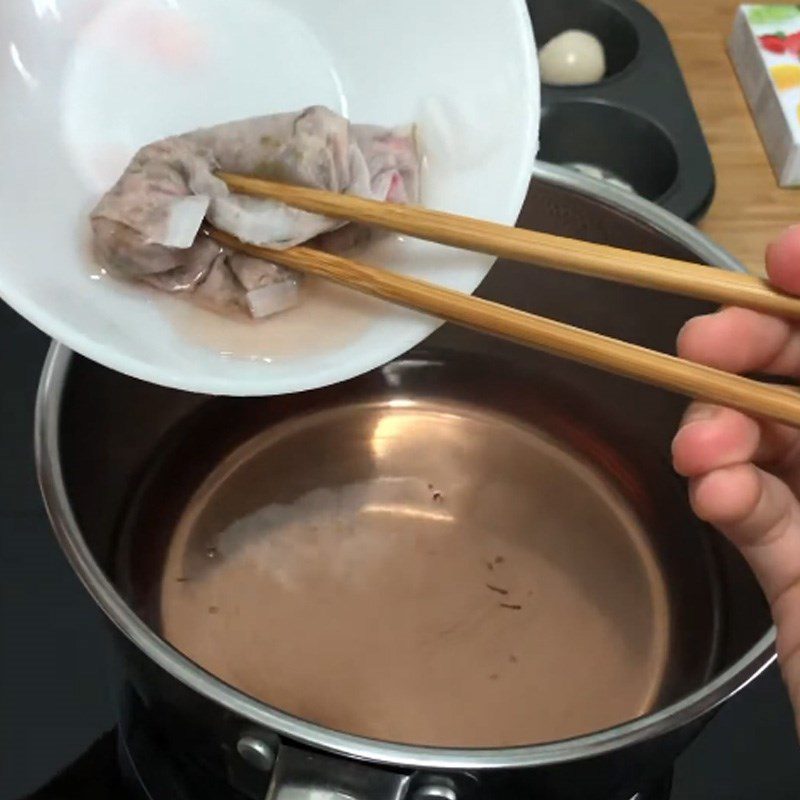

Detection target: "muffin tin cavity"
[529, 0, 715, 221]
[539, 101, 678, 202]
[531, 0, 640, 83]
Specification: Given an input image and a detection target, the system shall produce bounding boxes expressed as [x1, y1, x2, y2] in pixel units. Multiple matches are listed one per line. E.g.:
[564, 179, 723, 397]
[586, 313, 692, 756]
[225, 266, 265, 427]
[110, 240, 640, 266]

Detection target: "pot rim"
[34, 161, 777, 771]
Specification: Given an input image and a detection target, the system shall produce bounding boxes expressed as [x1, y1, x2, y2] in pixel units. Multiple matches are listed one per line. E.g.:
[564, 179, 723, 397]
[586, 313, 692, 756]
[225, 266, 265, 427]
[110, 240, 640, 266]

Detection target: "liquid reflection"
[9, 43, 38, 89]
[32, 0, 61, 21]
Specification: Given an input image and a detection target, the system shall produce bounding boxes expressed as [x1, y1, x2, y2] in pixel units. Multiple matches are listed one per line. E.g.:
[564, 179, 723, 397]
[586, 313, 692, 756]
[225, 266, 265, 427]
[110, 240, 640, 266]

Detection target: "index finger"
[678, 307, 800, 377]
[766, 224, 800, 295]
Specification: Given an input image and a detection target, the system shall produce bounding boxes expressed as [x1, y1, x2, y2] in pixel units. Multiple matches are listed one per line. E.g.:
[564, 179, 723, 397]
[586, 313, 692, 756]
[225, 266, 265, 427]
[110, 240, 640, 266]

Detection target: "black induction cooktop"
[1, 300, 798, 800]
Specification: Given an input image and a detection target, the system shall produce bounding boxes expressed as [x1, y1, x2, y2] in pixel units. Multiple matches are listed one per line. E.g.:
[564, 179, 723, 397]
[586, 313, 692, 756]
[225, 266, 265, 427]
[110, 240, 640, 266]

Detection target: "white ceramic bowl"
[0, 0, 539, 396]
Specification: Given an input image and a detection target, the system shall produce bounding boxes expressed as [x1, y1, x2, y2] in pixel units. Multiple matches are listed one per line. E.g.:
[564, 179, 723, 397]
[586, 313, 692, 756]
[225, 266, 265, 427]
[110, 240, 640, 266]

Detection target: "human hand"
[672, 225, 800, 735]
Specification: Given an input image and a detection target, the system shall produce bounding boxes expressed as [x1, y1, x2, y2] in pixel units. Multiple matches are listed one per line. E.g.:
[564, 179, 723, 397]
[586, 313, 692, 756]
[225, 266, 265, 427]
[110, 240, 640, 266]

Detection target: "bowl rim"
[34, 161, 777, 771]
[1, 0, 541, 399]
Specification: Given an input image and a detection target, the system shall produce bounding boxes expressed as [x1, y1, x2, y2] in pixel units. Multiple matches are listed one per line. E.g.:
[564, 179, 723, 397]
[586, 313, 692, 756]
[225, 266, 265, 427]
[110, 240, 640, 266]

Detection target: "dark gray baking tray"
[529, 0, 716, 222]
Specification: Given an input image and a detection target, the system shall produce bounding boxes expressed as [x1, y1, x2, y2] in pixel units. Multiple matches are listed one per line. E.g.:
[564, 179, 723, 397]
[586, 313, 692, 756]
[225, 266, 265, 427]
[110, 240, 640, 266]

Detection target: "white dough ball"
[538, 30, 606, 86]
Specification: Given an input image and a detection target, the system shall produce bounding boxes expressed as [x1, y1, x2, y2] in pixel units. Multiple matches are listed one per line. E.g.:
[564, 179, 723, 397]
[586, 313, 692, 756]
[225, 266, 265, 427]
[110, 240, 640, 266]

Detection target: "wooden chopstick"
[218, 172, 800, 320]
[209, 227, 800, 429]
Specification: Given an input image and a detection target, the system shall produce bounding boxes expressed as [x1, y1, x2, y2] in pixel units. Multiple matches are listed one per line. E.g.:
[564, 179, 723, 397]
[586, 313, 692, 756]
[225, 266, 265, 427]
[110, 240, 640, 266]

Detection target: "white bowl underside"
[0, 0, 539, 395]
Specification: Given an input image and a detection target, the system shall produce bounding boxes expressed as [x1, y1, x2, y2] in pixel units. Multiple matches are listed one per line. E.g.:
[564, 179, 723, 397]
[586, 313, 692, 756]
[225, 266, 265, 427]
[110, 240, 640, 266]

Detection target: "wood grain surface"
[642, 0, 799, 275]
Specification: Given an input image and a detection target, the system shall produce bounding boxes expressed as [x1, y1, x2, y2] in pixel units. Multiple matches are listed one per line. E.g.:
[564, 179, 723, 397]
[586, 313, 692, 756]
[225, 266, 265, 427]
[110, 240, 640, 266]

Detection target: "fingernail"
[677, 313, 716, 346]
[766, 240, 777, 263]
[682, 403, 721, 426]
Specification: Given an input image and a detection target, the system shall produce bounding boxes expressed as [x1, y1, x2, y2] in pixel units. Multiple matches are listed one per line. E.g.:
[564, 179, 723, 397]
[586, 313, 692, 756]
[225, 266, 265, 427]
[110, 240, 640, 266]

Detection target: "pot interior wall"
[55, 173, 772, 748]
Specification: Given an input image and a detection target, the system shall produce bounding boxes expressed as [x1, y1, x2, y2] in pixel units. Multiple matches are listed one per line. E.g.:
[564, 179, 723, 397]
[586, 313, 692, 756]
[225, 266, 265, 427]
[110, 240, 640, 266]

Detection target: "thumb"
[766, 225, 800, 296]
[689, 464, 800, 736]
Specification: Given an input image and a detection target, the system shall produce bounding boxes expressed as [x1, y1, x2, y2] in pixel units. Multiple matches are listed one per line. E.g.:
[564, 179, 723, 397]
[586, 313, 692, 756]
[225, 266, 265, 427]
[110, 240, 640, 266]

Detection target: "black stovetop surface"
[1, 301, 798, 799]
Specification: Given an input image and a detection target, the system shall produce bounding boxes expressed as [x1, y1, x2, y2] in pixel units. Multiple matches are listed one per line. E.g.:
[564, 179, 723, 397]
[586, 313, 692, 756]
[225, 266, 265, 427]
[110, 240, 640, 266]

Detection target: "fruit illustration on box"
[759, 32, 800, 54]
[731, 6, 800, 185]
[771, 63, 800, 89]
[749, 5, 800, 25]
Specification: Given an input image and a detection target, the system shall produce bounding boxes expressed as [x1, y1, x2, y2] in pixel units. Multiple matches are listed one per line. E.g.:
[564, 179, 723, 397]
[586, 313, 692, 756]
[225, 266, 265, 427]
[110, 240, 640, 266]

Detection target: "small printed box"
[729, 5, 800, 187]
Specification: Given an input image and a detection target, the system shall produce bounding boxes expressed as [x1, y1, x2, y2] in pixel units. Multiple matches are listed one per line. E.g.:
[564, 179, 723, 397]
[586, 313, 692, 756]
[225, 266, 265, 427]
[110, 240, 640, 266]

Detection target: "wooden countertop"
[642, 0, 799, 275]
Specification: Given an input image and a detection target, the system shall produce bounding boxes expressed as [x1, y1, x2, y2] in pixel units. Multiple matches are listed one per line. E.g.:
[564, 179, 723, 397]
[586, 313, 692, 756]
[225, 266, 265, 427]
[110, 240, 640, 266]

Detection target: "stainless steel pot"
[35, 163, 776, 800]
